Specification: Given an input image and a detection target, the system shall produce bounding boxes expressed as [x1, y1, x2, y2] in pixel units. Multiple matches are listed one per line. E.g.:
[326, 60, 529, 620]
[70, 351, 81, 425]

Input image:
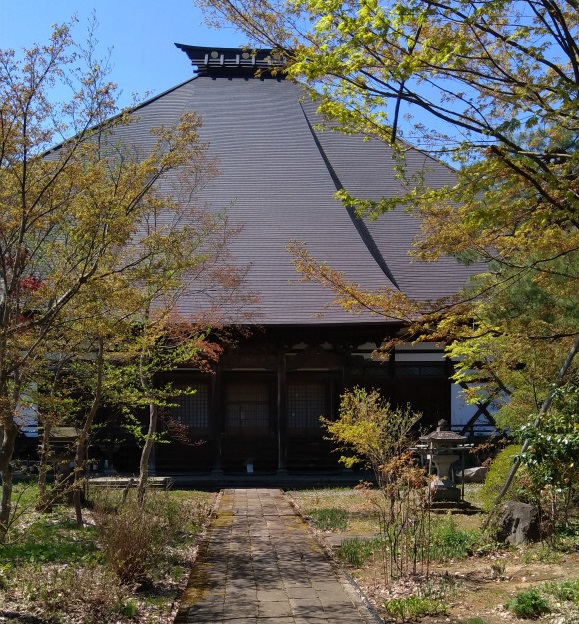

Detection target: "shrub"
[0, 563, 13, 590]
[92, 487, 210, 585]
[505, 589, 550, 618]
[94, 499, 168, 584]
[479, 444, 531, 511]
[15, 563, 133, 623]
[491, 560, 507, 579]
[551, 519, 579, 552]
[321, 387, 421, 485]
[518, 387, 579, 528]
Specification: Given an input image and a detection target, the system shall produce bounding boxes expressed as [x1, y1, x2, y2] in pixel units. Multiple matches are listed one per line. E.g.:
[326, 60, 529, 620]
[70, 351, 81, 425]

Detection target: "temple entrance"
[220, 376, 277, 472]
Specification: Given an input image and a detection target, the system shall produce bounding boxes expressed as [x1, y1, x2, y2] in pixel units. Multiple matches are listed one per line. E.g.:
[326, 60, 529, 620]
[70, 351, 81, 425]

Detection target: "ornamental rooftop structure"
[175, 44, 286, 76]
[104, 45, 490, 475]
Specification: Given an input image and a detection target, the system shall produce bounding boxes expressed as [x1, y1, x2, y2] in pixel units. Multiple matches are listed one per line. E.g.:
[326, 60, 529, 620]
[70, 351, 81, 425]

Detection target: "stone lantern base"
[430, 478, 462, 502]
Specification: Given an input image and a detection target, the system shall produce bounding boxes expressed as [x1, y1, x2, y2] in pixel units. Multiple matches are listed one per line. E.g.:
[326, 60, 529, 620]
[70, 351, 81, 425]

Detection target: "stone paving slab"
[175, 488, 381, 623]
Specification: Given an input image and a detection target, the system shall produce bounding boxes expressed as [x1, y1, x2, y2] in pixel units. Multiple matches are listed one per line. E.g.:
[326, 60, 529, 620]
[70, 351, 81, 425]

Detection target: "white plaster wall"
[451, 384, 495, 435]
[16, 385, 39, 438]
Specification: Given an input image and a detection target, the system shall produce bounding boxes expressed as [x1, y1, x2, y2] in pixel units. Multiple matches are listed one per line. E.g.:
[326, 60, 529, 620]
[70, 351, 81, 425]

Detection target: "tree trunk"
[137, 402, 158, 508]
[38, 359, 72, 512]
[74, 337, 104, 526]
[0, 420, 18, 542]
[0, 366, 22, 542]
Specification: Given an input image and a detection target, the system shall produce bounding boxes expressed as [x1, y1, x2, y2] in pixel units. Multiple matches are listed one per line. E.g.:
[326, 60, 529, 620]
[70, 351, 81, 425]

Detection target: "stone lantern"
[418, 419, 468, 502]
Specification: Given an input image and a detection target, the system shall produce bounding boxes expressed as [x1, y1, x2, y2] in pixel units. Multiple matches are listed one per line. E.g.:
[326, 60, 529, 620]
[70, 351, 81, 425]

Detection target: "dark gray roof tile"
[117, 62, 479, 325]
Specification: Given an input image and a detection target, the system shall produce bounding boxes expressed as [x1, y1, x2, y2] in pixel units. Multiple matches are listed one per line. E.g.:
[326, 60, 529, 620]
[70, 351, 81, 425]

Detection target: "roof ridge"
[175, 44, 286, 77]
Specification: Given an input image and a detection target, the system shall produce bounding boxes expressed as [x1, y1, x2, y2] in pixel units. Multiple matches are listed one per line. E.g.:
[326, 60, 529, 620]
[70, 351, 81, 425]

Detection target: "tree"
[519, 381, 579, 526]
[323, 387, 429, 579]
[0, 22, 224, 539]
[201, 0, 579, 170]
[200, 0, 579, 422]
[321, 386, 420, 486]
[98, 182, 246, 509]
[115, 316, 220, 508]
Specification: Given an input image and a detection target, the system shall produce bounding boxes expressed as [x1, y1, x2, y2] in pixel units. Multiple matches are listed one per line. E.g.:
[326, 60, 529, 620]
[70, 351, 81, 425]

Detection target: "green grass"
[8, 480, 39, 507]
[307, 507, 349, 531]
[336, 537, 378, 566]
[1, 515, 100, 565]
[384, 595, 448, 621]
[429, 513, 480, 562]
[543, 578, 579, 604]
[115, 599, 138, 617]
[520, 544, 565, 564]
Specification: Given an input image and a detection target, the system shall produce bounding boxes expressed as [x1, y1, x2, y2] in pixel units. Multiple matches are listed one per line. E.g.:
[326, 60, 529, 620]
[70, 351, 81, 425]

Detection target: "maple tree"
[0, 22, 241, 538]
[107, 208, 245, 509]
[201, 0, 579, 411]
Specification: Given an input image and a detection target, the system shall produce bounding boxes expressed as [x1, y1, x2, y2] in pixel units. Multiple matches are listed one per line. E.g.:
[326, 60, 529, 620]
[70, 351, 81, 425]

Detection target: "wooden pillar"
[211, 365, 224, 475]
[277, 353, 288, 473]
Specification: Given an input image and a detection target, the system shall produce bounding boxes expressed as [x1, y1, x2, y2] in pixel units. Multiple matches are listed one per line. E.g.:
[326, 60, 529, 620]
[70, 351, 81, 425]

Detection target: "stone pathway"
[175, 488, 381, 623]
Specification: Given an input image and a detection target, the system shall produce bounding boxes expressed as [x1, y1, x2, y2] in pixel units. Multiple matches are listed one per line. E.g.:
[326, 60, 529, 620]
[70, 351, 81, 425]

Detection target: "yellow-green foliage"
[321, 387, 420, 481]
[479, 444, 529, 511]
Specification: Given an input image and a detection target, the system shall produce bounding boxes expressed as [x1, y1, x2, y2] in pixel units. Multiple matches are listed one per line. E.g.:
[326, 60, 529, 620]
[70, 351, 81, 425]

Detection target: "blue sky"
[0, 0, 241, 108]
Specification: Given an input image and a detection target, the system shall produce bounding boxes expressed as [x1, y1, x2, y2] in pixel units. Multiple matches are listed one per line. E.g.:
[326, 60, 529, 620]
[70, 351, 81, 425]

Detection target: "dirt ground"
[289, 489, 579, 624]
[353, 550, 579, 623]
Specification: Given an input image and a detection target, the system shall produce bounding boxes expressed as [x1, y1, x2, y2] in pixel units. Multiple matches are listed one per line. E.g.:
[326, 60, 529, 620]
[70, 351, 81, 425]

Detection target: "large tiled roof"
[115, 45, 478, 325]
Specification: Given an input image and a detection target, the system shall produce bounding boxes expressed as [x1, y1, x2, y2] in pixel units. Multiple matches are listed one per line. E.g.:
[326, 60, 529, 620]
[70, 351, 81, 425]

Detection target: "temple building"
[110, 45, 493, 475]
